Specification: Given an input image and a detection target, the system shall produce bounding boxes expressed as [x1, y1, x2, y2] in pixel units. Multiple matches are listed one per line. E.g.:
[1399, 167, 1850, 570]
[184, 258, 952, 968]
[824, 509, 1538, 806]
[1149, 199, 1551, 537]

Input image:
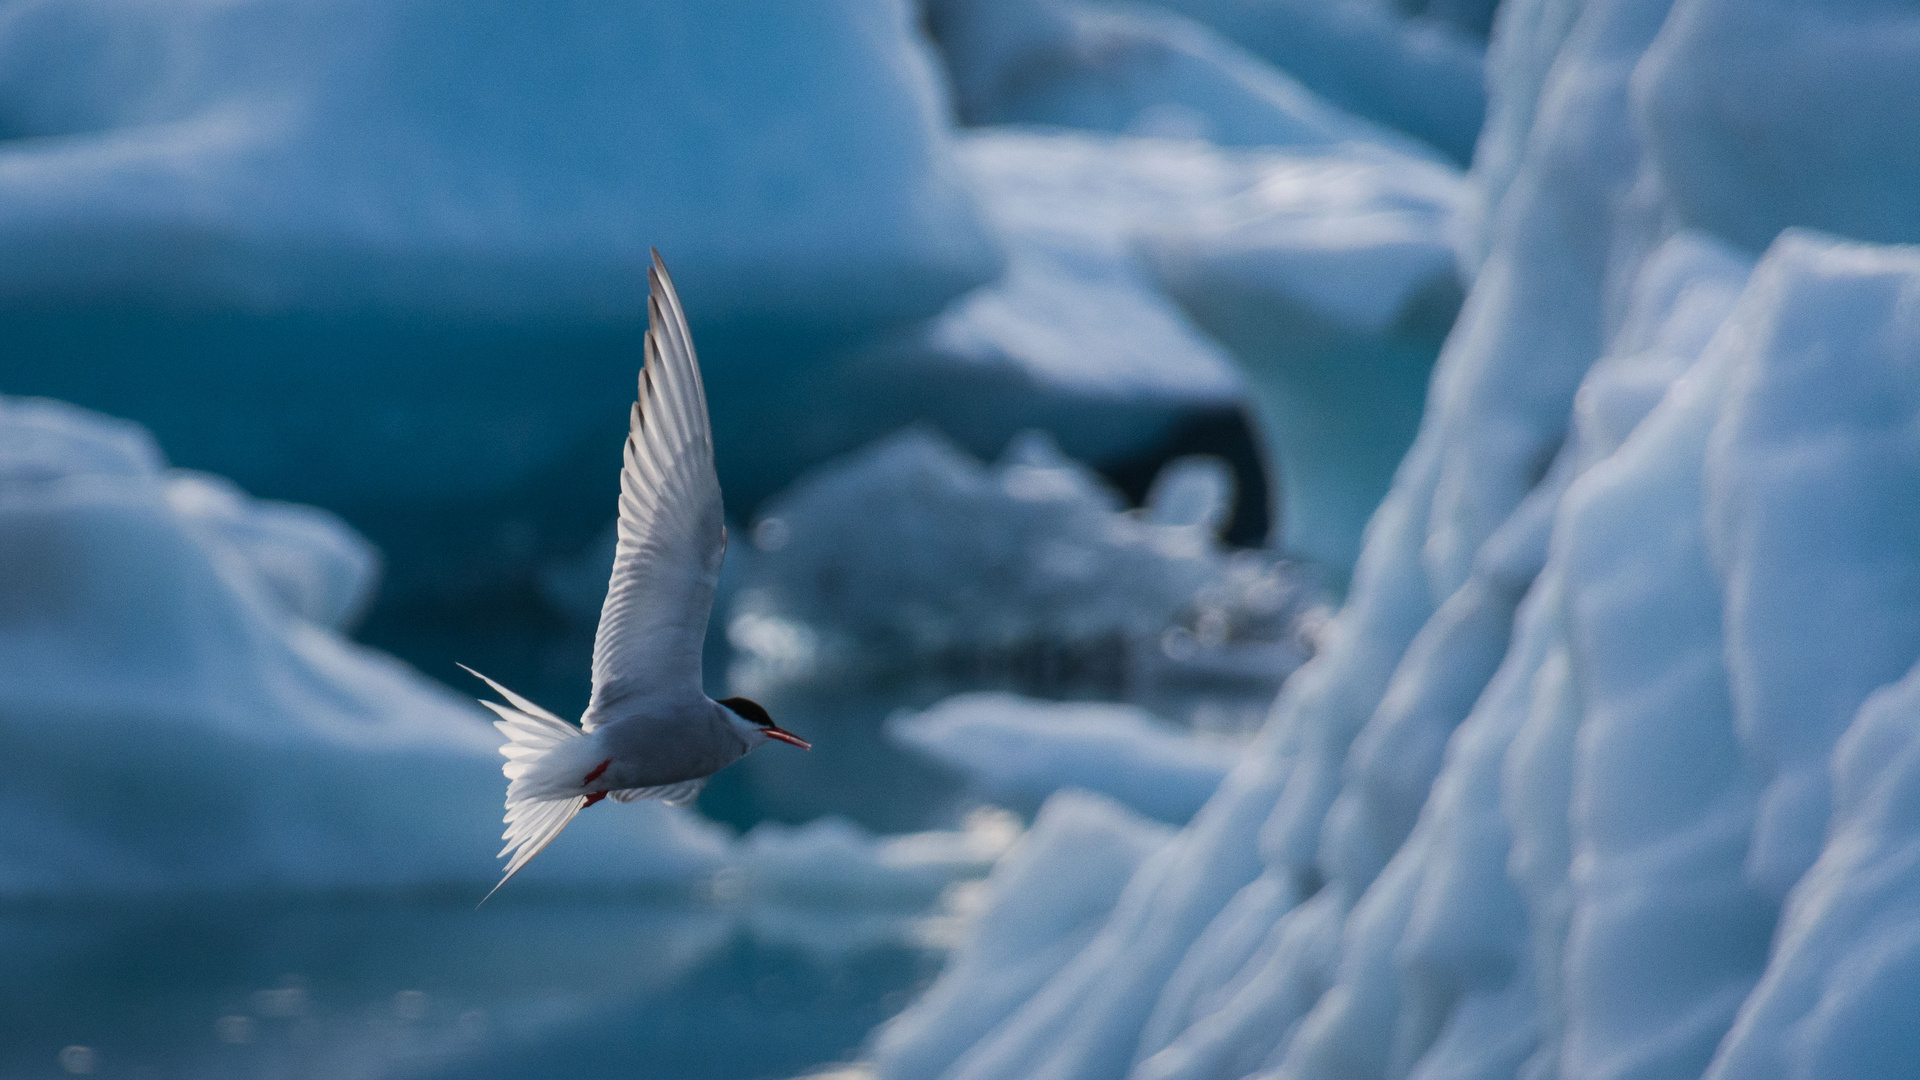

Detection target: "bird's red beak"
[764, 726, 811, 750]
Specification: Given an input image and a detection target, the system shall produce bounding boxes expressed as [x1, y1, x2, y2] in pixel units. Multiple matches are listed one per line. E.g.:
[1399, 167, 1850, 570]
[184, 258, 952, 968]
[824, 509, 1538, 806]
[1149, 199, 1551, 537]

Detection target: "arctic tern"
[465, 250, 810, 902]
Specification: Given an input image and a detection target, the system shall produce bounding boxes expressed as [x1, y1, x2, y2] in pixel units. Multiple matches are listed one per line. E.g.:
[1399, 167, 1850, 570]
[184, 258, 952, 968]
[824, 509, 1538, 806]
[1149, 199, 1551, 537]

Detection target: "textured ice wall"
[875, 0, 1920, 1076]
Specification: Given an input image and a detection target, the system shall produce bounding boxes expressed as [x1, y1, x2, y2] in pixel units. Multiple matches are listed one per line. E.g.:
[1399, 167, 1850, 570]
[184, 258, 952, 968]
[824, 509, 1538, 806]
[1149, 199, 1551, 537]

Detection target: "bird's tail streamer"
[460, 664, 587, 905]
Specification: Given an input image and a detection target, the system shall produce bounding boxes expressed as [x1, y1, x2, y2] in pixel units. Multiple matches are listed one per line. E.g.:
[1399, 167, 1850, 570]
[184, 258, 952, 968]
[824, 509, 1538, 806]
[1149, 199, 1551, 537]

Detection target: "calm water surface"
[2, 893, 940, 1080]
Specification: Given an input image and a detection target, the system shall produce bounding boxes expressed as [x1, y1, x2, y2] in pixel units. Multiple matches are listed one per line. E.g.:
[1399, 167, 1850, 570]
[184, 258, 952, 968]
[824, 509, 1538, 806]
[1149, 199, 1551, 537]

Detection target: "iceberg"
[0, 395, 733, 896]
[0, 0, 1002, 602]
[866, 0, 1920, 1076]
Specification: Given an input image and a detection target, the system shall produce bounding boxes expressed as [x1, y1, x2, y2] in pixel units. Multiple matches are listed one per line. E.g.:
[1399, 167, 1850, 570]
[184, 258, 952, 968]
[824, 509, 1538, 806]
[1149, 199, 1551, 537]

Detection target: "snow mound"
[889, 693, 1239, 825]
[0, 395, 730, 897]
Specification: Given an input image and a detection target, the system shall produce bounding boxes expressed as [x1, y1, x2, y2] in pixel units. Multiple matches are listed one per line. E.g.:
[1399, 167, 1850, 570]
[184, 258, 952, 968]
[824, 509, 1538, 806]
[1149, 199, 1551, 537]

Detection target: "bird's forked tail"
[460, 664, 590, 905]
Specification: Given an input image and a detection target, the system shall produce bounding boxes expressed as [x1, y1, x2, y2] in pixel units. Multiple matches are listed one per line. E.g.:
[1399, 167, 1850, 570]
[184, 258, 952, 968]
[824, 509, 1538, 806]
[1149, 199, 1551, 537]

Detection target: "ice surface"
[890, 693, 1239, 825]
[874, 0, 1920, 1075]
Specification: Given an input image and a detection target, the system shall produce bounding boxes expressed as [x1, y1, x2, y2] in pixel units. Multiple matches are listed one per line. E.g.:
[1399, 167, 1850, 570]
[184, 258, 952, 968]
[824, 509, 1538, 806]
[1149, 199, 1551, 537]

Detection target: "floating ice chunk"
[717, 809, 1023, 955]
[723, 812, 1020, 912]
[0, 396, 729, 896]
[933, 131, 1246, 403]
[727, 427, 1323, 707]
[890, 693, 1240, 825]
[860, 0, 1920, 1073]
[0, 397, 161, 482]
[868, 791, 1174, 1080]
[924, 0, 1441, 158]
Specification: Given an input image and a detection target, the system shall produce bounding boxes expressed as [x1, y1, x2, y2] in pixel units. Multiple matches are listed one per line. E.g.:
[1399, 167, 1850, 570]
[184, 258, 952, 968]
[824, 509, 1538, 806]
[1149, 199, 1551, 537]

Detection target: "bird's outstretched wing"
[583, 251, 726, 729]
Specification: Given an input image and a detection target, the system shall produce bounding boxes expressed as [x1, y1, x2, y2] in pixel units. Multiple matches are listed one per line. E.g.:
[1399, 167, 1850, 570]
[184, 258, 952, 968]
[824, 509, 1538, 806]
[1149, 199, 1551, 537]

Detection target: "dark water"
[1, 894, 941, 1080]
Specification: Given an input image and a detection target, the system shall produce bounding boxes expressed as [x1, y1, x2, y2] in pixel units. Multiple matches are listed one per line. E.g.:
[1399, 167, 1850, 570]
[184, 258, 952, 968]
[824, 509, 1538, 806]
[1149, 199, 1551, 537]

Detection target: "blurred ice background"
[5, 0, 1920, 1078]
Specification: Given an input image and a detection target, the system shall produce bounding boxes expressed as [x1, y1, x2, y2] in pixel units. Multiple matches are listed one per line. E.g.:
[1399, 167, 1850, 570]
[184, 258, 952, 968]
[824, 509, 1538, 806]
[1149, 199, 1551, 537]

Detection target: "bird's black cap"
[719, 696, 774, 727]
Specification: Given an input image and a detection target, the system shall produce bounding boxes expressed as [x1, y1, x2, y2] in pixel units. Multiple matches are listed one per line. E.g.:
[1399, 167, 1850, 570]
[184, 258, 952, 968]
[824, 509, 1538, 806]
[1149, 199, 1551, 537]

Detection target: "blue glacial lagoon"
[0, 892, 940, 1080]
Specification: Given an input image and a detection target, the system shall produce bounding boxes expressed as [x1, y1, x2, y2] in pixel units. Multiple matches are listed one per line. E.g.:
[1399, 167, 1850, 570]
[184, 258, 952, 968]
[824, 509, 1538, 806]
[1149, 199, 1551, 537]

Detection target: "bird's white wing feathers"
[584, 251, 727, 729]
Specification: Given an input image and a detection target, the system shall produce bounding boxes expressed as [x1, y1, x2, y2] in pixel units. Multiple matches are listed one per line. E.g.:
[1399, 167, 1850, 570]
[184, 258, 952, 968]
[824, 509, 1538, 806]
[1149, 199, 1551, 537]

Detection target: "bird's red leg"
[579, 759, 613, 809]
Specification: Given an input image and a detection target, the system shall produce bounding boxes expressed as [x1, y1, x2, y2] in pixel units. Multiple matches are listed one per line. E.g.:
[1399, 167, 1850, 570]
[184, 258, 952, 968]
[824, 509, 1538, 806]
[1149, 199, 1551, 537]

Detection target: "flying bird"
[464, 250, 810, 903]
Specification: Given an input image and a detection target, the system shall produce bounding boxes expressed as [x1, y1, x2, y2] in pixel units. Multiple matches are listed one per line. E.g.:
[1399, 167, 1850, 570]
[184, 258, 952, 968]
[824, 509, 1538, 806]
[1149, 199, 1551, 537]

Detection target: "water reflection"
[1, 895, 940, 1080]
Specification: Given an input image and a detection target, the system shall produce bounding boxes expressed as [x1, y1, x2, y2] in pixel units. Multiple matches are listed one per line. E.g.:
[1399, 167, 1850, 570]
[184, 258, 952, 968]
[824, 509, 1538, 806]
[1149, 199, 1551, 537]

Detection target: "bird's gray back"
[597, 697, 746, 788]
